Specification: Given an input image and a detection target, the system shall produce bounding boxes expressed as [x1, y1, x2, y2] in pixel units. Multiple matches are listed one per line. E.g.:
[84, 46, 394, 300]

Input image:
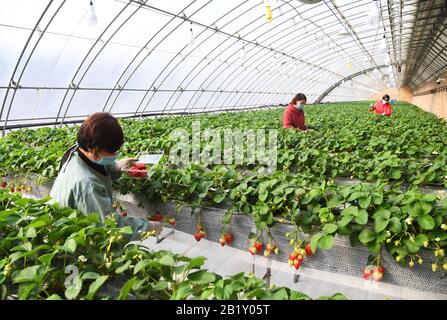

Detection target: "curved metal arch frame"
[100, 0, 206, 114]
[217, 35, 384, 110]
[315, 64, 390, 103]
[2, 0, 443, 126]
[176, 9, 395, 115]
[135, 1, 315, 116]
[0, 0, 65, 136]
[103, 0, 228, 115]
[103, 0, 211, 114]
[1, 1, 386, 122]
[136, 1, 388, 116]
[159, 4, 361, 115]
[409, 23, 447, 88]
[55, 0, 137, 125]
[121, 0, 256, 117]
[205, 32, 384, 114]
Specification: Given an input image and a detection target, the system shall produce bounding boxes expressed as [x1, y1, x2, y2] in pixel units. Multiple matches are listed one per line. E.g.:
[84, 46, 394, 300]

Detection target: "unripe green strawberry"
[274, 247, 280, 255]
[288, 259, 294, 266]
[432, 263, 438, 272]
[264, 250, 271, 257]
[443, 263, 447, 271]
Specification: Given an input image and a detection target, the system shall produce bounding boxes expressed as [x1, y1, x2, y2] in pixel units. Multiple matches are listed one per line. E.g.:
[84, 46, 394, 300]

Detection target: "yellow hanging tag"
[265, 3, 272, 22]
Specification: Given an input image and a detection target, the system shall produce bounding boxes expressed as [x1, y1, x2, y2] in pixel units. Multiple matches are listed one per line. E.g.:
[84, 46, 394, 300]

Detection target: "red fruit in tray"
[194, 233, 203, 242]
[223, 233, 233, 244]
[134, 163, 146, 170]
[305, 244, 314, 256]
[0, 181, 7, 188]
[362, 266, 373, 280]
[150, 213, 163, 222]
[129, 168, 141, 177]
[253, 241, 263, 252]
[168, 218, 176, 226]
[219, 238, 226, 246]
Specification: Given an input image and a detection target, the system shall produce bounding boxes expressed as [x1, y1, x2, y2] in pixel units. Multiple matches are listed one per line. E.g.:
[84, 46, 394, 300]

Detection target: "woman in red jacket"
[370, 94, 392, 117]
[283, 93, 307, 130]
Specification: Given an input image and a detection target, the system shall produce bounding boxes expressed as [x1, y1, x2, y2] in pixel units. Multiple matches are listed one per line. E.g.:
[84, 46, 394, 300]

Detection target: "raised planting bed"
[118, 194, 447, 296]
[7, 176, 447, 296]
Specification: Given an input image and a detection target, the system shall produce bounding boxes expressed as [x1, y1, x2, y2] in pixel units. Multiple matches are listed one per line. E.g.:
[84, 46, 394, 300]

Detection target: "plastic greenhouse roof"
[0, 0, 445, 130]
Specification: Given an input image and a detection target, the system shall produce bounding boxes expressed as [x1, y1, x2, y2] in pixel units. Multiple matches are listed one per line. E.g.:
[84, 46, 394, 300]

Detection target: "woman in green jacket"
[50, 112, 161, 240]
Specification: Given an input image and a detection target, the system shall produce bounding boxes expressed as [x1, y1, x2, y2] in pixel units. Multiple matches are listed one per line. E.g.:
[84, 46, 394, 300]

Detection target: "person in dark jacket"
[283, 93, 307, 130]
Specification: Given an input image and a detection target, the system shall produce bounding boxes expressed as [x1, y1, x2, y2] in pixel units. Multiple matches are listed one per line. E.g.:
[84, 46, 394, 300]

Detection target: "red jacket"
[373, 100, 391, 117]
[283, 103, 306, 130]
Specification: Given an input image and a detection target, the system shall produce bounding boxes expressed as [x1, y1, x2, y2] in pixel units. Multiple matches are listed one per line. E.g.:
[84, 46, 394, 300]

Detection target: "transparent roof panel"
[0, 0, 439, 129]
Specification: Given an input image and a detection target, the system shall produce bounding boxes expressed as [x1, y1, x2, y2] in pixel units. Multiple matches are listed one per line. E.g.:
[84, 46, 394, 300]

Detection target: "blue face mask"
[295, 103, 305, 111]
[93, 154, 118, 166]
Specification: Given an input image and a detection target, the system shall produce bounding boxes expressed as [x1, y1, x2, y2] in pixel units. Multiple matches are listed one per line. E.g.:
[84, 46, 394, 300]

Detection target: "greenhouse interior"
[0, 0, 447, 302]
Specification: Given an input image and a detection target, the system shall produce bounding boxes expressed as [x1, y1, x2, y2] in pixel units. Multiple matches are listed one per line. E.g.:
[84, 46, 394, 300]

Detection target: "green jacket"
[49, 148, 149, 240]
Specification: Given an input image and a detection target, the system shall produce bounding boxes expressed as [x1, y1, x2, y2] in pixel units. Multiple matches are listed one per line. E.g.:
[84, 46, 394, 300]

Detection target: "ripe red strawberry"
[293, 259, 301, 270]
[129, 169, 140, 177]
[219, 238, 226, 246]
[305, 244, 314, 256]
[253, 241, 263, 252]
[362, 266, 373, 280]
[194, 233, 203, 241]
[0, 181, 6, 188]
[168, 218, 176, 226]
[289, 252, 297, 260]
[134, 163, 146, 170]
[296, 254, 304, 263]
[223, 233, 233, 244]
[248, 246, 257, 255]
[150, 213, 163, 221]
[120, 212, 128, 217]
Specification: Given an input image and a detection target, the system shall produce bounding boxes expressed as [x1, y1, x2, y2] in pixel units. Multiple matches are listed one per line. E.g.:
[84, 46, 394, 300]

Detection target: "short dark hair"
[382, 94, 390, 102]
[77, 112, 124, 153]
[291, 93, 307, 105]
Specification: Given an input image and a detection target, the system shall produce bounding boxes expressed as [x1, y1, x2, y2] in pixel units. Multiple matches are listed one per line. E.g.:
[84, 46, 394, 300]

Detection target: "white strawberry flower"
[405, 217, 413, 225]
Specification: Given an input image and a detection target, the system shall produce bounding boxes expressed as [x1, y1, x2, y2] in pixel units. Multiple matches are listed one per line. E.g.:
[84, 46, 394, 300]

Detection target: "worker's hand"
[115, 158, 138, 171]
[147, 221, 162, 236]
